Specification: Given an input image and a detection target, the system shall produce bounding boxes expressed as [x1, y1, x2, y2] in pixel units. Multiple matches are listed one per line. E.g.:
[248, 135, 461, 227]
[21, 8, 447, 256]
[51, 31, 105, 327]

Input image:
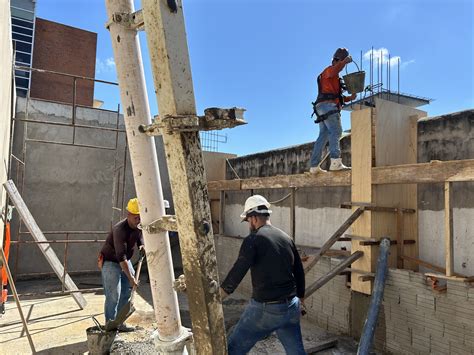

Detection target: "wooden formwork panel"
[350, 100, 426, 295]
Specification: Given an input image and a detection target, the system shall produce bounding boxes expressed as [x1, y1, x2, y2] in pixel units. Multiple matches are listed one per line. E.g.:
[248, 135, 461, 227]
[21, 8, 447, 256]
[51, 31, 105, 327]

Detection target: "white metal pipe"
[104, 0, 181, 341]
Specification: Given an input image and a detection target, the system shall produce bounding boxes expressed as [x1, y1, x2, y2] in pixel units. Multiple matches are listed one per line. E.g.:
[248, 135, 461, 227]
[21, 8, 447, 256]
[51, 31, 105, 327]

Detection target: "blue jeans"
[101, 260, 134, 322]
[310, 102, 342, 167]
[228, 297, 306, 355]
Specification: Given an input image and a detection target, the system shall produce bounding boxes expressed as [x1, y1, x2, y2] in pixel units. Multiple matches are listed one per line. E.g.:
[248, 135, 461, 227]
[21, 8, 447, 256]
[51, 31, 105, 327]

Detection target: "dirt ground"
[0, 274, 358, 354]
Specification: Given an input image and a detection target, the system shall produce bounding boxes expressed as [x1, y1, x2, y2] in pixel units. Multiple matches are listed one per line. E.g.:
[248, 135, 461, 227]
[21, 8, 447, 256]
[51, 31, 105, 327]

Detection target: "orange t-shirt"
[318, 61, 351, 106]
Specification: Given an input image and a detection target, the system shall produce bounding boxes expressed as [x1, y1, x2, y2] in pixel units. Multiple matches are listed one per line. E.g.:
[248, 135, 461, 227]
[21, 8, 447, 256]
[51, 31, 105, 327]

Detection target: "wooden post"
[445, 181, 454, 276]
[396, 210, 404, 268]
[0, 249, 36, 353]
[219, 190, 225, 235]
[290, 187, 296, 241]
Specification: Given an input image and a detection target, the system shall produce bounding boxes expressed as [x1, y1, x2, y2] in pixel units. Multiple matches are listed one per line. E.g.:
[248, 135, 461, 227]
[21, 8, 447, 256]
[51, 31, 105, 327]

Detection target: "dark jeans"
[228, 296, 306, 354]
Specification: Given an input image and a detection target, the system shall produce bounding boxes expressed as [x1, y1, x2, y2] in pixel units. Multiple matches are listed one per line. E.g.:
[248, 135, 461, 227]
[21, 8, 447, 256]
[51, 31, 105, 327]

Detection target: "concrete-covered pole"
[104, 0, 182, 342]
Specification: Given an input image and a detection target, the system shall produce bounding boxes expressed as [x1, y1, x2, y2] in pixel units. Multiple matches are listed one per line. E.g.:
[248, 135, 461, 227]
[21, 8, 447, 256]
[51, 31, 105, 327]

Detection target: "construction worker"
[98, 197, 145, 331]
[309, 47, 357, 173]
[220, 195, 306, 355]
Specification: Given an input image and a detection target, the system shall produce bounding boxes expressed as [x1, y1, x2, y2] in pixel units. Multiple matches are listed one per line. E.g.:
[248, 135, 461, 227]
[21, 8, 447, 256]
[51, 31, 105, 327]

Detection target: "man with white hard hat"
[220, 195, 306, 354]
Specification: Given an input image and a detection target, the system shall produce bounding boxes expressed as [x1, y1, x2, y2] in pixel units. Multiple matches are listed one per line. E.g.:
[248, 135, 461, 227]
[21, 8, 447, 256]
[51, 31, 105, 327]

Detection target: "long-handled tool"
[105, 255, 144, 331]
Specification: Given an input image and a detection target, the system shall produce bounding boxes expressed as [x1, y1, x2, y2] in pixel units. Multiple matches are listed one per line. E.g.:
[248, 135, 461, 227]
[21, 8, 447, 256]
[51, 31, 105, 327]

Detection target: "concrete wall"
[9, 97, 173, 275]
[8, 97, 238, 276]
[30, 18, 97, 107]
[0, 1, 14, 247]
[224, 109, 474, 276]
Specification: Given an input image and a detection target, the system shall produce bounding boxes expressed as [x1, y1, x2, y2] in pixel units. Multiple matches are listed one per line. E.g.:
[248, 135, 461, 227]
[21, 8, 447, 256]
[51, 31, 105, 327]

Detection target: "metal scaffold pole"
[104, 0, 191, 352]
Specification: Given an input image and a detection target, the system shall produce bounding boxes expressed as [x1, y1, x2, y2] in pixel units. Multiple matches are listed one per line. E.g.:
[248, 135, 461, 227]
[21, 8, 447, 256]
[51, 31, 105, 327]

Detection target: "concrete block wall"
[377, 268, 474, 354]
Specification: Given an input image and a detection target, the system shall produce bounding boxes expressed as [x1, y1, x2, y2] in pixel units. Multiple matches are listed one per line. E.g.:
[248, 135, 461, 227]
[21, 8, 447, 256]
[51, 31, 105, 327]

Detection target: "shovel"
[105, 255, 144, 331]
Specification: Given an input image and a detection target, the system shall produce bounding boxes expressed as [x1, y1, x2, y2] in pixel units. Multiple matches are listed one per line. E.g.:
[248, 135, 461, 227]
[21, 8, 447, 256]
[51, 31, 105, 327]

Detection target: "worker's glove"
[173, 274, 187, 293]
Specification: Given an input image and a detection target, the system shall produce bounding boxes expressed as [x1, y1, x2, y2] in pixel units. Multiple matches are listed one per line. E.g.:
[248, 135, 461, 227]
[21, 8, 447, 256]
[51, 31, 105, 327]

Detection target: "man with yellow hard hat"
[98, 197, 144, 332]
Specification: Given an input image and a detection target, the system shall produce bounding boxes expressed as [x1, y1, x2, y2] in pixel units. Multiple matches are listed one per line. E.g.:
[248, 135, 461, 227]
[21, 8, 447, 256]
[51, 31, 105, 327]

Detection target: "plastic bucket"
[343, 71, 366, 94]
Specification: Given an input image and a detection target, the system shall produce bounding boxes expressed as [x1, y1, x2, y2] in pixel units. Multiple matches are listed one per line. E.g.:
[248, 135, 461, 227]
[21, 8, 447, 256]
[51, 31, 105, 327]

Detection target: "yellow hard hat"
[126, 198, 140, 215]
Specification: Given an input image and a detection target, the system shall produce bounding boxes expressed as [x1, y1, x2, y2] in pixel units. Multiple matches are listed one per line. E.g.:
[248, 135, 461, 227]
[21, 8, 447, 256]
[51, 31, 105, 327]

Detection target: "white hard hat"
[240, 195, 272, 221]
[163, 200, 170, 209]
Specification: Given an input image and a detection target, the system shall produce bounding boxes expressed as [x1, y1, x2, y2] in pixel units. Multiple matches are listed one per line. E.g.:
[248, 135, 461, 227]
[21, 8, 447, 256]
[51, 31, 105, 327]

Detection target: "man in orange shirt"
[309, 48, 356, 173]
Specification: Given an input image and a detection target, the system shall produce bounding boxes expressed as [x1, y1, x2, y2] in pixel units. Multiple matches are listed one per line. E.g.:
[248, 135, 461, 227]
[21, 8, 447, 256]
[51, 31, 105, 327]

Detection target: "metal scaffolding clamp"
[105, 10, 144, 31]
[138, 107, 247, 136]
[142, 215, 178, 234]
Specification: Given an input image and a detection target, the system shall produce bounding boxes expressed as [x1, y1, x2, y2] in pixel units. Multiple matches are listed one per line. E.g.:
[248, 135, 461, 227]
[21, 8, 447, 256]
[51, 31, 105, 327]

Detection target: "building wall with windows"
[10, 0, 36, 97]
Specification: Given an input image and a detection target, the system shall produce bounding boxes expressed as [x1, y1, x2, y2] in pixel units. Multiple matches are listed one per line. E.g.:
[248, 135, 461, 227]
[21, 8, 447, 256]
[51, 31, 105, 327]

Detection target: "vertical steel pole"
[141, 0, 227, 353]
[104, 0, 183, 343]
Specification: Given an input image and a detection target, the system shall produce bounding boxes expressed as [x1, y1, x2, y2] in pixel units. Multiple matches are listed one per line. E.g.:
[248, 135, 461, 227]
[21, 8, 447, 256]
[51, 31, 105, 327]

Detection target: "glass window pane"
[12, 17, 34, 29]
[13, 40, 32, 53]
[16, 88, 28, 97]
[12, 32, 32, 43]
[15, 70, 30, 79]
[15, 76, 29, 89]
[12, 25, 33, 36]
[15, 51, 31, 64]
[10, 7, 34, 21]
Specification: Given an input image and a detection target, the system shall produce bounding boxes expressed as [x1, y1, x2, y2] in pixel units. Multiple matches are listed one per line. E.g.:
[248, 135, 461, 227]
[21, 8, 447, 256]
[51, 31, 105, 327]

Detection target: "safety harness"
[311, 74, 345, 123]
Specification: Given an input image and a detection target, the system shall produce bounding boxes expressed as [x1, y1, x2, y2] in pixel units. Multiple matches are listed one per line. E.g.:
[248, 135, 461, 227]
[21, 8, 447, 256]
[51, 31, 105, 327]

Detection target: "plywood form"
[373, 98, 426, 271]
[350, 107, 375, 294]
[350, 100, 426, 294]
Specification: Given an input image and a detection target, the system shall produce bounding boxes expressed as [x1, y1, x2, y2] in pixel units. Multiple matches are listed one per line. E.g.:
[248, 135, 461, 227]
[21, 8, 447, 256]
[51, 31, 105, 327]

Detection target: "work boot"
[117, 323, 135, 332]
[309, 166, 327, 174]
[329, 158, 351, 171]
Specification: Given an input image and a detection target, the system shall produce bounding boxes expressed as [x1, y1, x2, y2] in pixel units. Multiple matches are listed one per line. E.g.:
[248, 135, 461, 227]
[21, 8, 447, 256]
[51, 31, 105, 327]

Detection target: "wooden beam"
[305, 251, 364, 297]
[400, 255, 466, 277]
[444, 182, 454, 277]
[219, 191, 225, 235]
[290, 187, 296, 241]
[208, 179, 241, 191]
[425, 273, 474, 283]
[340, 202, 415, 214]
[372, 159, 474, 185]
[304, 207, 365, 273]
[207, 159, 474, 191]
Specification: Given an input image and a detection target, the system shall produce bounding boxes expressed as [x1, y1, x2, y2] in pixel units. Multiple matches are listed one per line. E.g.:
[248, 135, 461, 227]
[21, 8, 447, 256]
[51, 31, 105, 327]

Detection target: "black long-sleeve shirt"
[221, 224, 305, 302]
[101, 219, 144, 263]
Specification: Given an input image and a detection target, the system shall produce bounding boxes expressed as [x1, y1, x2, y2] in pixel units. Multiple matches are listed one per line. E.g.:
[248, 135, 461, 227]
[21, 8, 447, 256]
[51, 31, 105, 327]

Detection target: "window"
[15, 76, 29, 89]
[12, 17, 34, 29]
[13, 40, 32, 53]
[15, 51, 31, 64]
[12, 32, 32, 43]
[15, 69, 30, 79]
[12, 24, 33, 36]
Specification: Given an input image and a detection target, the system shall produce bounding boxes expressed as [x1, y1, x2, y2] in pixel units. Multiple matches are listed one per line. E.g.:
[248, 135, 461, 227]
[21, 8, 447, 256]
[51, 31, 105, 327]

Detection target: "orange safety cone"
[1, 222, 11, 314]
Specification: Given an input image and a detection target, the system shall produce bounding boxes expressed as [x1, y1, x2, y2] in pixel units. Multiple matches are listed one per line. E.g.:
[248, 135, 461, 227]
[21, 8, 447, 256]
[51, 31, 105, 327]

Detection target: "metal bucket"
[343, 70, 366, 94]
[86, 317, 117, 355]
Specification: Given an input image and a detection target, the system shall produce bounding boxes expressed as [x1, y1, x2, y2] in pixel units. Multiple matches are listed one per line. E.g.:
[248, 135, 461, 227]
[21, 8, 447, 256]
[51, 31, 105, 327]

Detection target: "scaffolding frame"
[6, 66, 128, 284]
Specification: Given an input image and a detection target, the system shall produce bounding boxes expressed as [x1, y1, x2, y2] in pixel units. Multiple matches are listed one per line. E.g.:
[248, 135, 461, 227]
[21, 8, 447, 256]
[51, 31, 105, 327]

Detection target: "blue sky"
[36, 0, 473, 156]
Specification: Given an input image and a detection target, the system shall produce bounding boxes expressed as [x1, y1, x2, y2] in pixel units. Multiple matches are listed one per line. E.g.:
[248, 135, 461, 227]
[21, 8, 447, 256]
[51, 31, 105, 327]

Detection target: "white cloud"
[362, 47, 414, 69]
[96, 57, 116, 74]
